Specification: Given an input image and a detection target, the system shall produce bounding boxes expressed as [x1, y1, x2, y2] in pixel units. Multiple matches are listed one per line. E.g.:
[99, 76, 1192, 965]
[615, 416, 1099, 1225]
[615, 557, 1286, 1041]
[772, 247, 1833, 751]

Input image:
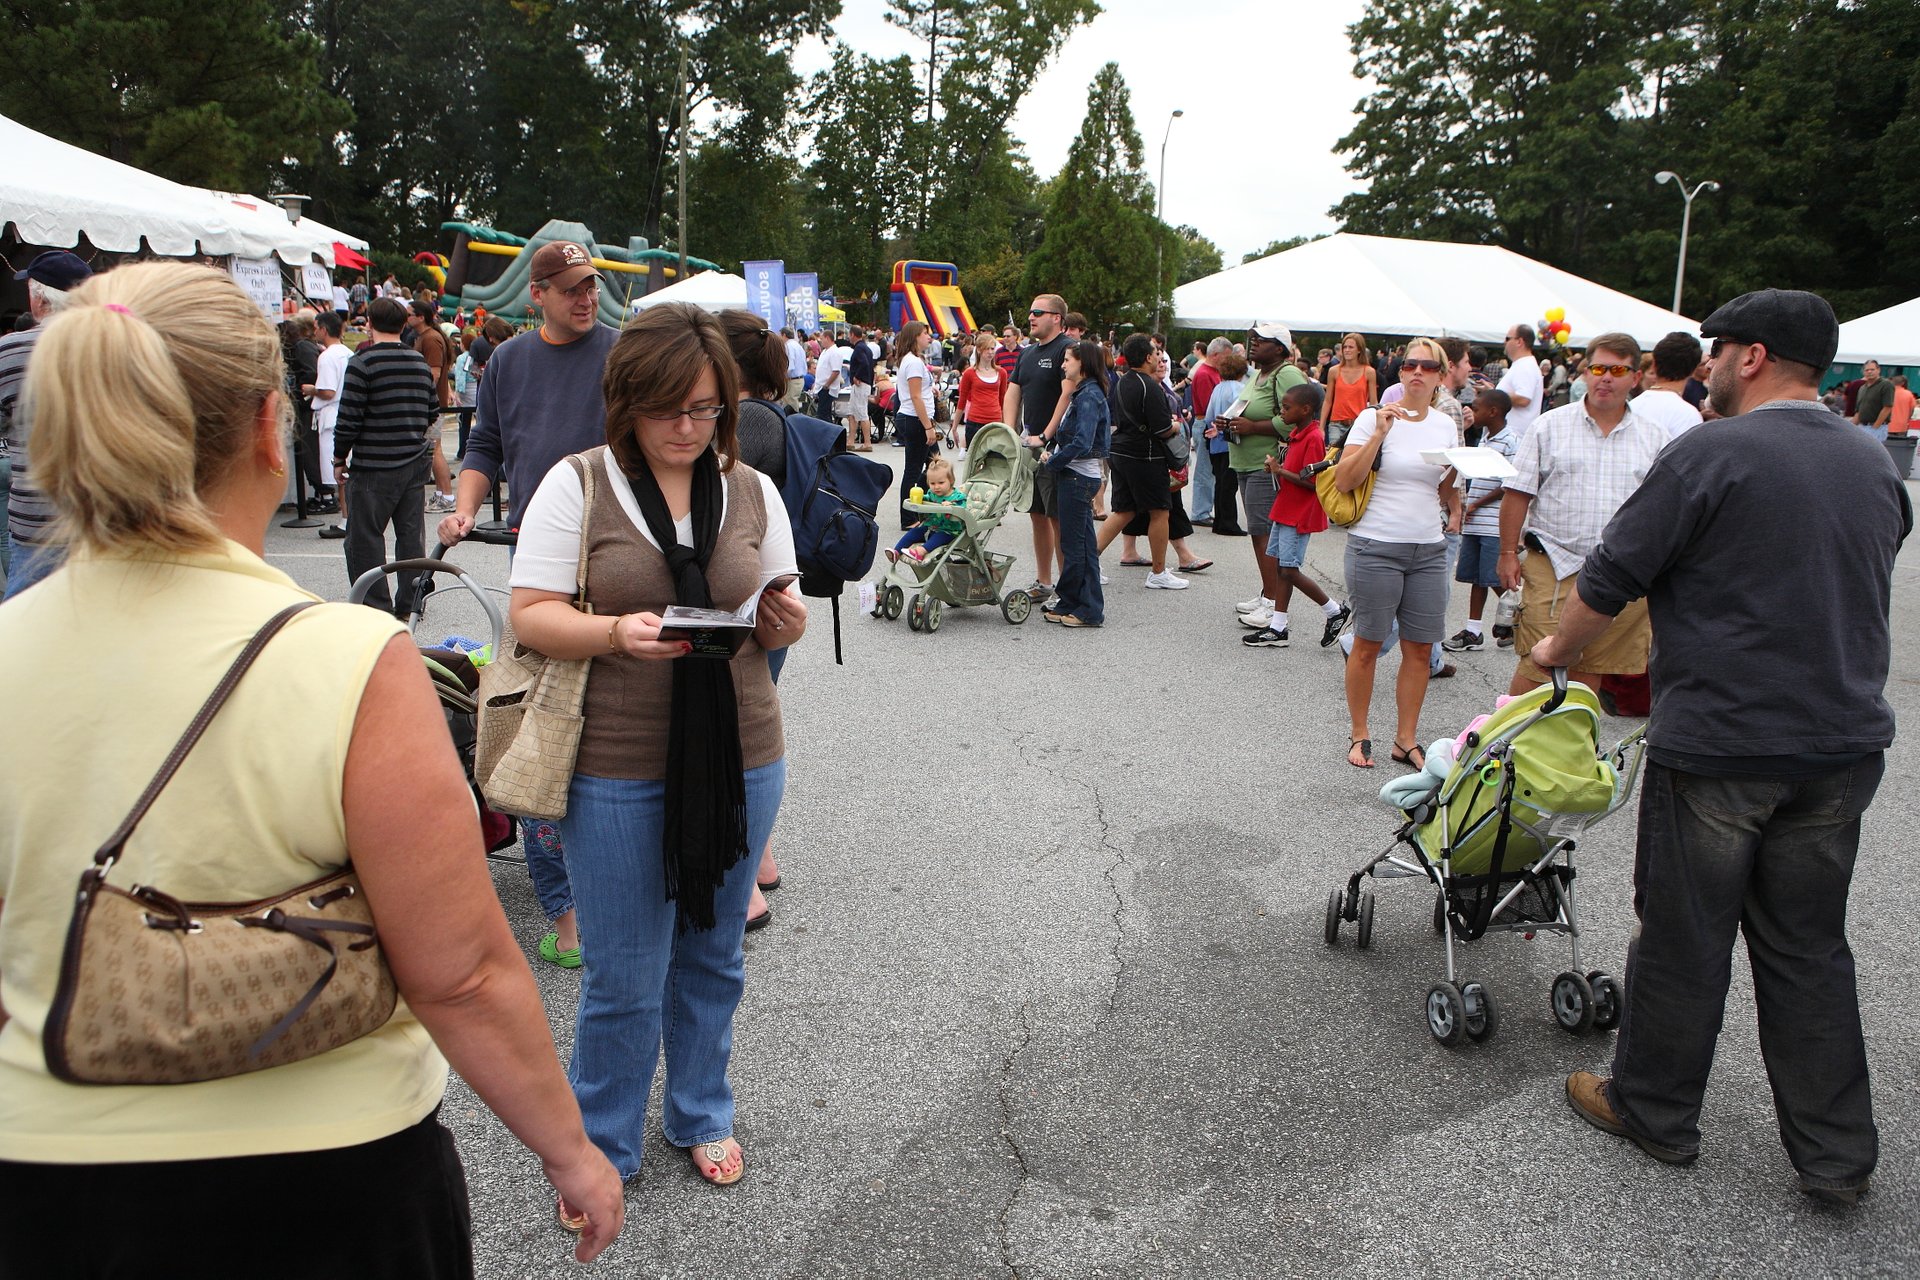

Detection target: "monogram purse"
[43, 603, 398, 1086]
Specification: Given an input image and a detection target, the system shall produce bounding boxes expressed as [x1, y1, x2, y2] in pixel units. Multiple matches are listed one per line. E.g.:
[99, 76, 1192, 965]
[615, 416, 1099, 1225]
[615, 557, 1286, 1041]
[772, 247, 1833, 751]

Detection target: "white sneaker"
[1236, 592, 1267, 613]
[1238, 603, 1274, 628]
[1100, 573, 1112, 585]
[1144, 570, 1189, 590]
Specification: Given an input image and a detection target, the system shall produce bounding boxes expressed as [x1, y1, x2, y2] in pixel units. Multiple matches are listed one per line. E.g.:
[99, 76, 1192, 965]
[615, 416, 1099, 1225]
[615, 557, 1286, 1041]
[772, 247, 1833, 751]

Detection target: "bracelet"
[607, 615, 623, 653]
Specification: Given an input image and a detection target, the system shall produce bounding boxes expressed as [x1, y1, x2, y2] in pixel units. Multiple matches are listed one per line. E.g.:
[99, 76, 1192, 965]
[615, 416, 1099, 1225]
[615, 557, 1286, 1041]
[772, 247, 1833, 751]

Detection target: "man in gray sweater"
[1542, 290, 1911, 1208]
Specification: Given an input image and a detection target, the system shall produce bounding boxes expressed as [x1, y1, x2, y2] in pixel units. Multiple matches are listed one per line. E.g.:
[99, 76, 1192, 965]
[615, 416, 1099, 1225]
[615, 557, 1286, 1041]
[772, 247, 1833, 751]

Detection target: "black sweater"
[1578, 402, 1912, 763]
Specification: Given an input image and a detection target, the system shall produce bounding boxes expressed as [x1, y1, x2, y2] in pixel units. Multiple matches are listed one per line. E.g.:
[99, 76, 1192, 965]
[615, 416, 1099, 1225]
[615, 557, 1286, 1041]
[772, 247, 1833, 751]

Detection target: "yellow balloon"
[1546, 306, 1566, 324]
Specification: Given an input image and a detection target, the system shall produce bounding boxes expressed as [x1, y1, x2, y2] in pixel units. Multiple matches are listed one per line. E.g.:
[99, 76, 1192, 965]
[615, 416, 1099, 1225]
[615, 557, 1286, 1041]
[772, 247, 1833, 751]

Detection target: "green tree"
[1023, 63, 1163, 329]
[1242, 234, 1323, 264]
[1172, 225, 1223, 285]
[0, 0, 349, 192]
[803, 45, 924, 304]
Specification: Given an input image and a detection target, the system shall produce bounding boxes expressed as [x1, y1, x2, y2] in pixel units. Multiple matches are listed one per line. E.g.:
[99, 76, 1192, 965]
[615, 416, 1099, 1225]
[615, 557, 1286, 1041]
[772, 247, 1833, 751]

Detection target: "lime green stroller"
[869, 422, 1036, 633]
[1324, 671, 1649, 1046]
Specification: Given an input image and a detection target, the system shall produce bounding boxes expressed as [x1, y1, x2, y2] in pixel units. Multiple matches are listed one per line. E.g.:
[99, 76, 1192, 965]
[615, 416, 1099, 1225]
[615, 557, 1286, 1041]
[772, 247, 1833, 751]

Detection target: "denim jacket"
[1046, 380, 1111, 470]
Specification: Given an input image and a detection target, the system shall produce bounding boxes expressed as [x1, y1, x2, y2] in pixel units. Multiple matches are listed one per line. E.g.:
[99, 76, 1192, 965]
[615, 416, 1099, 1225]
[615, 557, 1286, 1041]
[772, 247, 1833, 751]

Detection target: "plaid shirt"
[1506, 399, 1665, 578]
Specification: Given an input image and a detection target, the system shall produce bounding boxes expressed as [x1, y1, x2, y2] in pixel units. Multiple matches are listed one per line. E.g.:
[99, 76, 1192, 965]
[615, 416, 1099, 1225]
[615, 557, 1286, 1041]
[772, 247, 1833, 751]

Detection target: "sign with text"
[229, 257, 282, 318]
[301, 265, 333, 305]
[785, 272, 819, 333]
[743, 259, 785, 330]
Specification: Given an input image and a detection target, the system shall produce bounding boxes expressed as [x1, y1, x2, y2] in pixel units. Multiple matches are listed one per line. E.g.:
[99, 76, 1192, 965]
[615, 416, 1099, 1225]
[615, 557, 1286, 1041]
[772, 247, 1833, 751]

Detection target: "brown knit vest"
[573, 449, 784, 780]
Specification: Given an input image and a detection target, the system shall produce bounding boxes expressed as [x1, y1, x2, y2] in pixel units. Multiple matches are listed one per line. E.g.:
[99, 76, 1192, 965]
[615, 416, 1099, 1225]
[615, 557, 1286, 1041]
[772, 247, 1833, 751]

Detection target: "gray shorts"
[1344, 535, 1449, 645]
[1016, 451, 1057, 516]
[1238, 470, 1279, 540]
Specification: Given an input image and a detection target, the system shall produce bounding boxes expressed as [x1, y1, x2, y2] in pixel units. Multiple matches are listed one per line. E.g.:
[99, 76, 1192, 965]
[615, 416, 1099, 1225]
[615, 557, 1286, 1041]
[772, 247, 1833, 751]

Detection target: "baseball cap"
[1698, 289, 1837, 369]
[1248, 320, 1293, 351]
[527, 240, 598, 290]
[14, 250, 93, 291]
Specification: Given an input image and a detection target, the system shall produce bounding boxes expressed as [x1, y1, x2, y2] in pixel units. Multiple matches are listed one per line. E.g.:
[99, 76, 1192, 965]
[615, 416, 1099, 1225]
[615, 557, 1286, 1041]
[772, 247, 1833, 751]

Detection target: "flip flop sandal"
[1391, 743, 1427, 770]
[557, 1197, 588, 1233]
[1178, 559, 1214, 573]
[1119, 557, 1150, 567]
[1348, 738, 1374, 769]
[688, 1139, 745, 1186]
[756, 875, 782, 892]
[745, 908, 772, 932]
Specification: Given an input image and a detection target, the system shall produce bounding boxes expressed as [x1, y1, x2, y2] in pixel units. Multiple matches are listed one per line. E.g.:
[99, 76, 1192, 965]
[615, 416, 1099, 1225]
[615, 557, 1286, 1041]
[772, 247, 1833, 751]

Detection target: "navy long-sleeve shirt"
[460, 324, 619, 529]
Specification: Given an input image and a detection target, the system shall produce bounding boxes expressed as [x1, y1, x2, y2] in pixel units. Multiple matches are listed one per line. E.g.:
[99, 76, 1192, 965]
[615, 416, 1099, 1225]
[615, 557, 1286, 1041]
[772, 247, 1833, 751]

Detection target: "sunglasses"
[1400, 358, 1443, 373]
[1029, 309, 1061, 318]
[1587, 363, 1635, 378]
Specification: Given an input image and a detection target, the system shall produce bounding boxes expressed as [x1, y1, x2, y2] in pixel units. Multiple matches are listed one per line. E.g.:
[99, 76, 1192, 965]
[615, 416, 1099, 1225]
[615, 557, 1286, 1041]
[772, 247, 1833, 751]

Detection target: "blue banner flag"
[785, 273, 820, 333]
[743, 260, 785, 330]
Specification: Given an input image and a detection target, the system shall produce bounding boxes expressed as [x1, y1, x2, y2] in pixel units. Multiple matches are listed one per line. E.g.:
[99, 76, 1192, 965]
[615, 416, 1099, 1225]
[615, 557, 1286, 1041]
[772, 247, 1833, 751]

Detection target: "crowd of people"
[0, 237, 1910, 1274]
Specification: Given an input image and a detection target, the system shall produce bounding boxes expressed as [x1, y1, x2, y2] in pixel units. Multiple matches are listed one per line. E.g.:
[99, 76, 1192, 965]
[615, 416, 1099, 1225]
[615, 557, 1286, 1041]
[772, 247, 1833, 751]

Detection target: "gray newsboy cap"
[1699, 289, 1838, 369]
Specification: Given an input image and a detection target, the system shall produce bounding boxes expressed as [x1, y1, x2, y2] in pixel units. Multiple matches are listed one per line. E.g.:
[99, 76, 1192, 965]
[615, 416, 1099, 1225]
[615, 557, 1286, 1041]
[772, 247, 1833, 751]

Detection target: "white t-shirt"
[508, 448, 797, 595]
[815, 343, 849, 391]
[1498, 354, 1546, 439]
[331, 285, 349, 311]
[896, 354, 931, 418]
[1630, 387, 1702, 440]
[1344, 407, 1454, 545]
[312, 342, 350, 432]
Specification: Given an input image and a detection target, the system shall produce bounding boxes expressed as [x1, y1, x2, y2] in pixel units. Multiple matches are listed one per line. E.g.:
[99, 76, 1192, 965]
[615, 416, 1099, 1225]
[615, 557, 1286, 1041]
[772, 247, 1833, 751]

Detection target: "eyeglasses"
[1587, 363, 1635, 378]
[1708, 337, 1741, 359]
[545, 280, 599, 301]
[1400, 358, 1444, 373]
[639, 404, 725, 425]
[1029, 309, 1061, 318]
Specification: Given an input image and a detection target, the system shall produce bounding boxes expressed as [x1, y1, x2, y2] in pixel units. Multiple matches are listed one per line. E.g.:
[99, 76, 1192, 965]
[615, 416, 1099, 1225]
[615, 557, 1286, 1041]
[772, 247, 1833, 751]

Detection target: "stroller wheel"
[923, 598, 944, 633]
[883, 585, 904, 620]
[1001, 590, 1033, 624]
[1323, 888, 1344, 945]
[1355, 889, 1376, 950]
[1551, 970, 1597, 1033]
[907, 594, 926, 631]
[1433, 890, 1448, 935]
[1588, 971, 1623, 1031]
[1462, 981, 1498, 1041]
[1426, 981, 1467, 1046]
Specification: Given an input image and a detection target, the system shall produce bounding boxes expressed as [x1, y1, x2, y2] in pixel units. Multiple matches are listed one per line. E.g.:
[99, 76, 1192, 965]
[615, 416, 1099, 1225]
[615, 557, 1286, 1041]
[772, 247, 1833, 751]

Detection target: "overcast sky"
[791, 0, 1374, 265]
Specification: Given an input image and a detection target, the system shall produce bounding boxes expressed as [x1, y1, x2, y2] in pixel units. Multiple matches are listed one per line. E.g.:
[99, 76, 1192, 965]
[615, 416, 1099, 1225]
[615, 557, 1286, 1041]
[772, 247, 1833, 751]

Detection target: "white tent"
[630, 269, 747, 313]
[0, 113, 366, 266]
[1835, 297, 1920, 366]
[1173, 233, 1698, 347]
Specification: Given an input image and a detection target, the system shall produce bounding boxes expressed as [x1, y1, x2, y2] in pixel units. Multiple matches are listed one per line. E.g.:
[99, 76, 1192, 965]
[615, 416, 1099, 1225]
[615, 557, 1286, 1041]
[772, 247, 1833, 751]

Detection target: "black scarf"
[621, 448, 749, 932]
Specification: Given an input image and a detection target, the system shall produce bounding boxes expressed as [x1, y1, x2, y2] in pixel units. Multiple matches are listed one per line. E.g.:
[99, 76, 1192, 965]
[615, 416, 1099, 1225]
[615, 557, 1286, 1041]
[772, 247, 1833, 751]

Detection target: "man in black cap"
[2, 251, 94, 599]
[1539, 289, 1910, 1207]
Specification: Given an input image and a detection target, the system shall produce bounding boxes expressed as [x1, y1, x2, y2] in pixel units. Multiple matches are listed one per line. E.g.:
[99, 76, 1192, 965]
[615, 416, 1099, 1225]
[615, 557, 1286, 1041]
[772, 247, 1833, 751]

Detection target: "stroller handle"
[347, 557, 504, 652]
[1545, 667, 1570, 712]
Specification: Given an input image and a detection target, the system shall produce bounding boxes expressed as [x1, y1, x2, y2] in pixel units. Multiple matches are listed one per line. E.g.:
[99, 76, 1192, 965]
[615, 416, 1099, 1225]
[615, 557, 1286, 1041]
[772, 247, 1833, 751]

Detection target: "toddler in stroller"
[1324, 671, 1648, 1045]
[887, 457, 966, 563]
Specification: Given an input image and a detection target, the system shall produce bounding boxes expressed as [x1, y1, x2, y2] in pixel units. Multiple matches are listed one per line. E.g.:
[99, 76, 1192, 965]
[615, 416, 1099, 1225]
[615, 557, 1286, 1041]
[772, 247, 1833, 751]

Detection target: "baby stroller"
[1323, 671, 1649, 1045]
[348, 544, 520, 862]
[870, 422, 1034, 633]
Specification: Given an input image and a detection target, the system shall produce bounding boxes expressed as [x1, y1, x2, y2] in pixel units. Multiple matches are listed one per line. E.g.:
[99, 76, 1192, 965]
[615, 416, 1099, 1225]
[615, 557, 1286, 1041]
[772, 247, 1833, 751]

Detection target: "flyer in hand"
[658, 573, 798, 658]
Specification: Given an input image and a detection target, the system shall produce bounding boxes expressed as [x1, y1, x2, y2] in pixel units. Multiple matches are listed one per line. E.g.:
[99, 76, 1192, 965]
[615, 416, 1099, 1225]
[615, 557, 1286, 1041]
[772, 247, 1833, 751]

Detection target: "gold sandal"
[687, 1138, 745, 1186]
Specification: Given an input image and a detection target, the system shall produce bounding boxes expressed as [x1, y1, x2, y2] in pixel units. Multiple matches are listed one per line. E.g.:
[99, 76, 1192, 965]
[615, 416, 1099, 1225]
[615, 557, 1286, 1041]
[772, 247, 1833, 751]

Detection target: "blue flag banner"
[785, 272, 820, 333]
[744, 260, 785, 330]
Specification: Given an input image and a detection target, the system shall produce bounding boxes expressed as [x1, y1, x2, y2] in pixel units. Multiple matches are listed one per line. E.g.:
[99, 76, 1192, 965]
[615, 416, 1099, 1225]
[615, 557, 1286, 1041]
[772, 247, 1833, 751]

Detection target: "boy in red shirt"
[1245, 383, 1351, 648]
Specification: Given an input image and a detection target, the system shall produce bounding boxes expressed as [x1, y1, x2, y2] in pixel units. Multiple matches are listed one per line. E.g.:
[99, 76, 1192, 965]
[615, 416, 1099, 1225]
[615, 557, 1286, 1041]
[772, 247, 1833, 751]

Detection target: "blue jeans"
[1053, 468, 1103, 624]
[520, 818, 573, 923]
[558, 759, 787, 1177]
[1190, 445, 1216, 521]
[1861, 423, 1889, 443]
[1, 539, 59, 602]
[1608, 757, 1882, 1189]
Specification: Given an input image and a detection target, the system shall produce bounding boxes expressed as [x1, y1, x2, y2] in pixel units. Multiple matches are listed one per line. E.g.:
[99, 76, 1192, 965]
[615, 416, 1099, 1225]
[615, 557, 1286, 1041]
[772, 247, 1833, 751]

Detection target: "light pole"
[1152, 108, 1184, 333]
[1653, 170, 1719, 315]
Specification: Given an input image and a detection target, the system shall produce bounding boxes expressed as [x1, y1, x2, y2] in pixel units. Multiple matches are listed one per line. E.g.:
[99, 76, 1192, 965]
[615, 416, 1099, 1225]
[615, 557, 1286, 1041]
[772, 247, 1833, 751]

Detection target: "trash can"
[1884, 433, 1916, 480]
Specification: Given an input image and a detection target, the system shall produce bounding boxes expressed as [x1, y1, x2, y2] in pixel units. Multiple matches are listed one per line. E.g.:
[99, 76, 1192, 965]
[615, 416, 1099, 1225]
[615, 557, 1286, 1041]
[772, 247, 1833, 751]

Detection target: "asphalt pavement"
[263, 436, 1920, 1277]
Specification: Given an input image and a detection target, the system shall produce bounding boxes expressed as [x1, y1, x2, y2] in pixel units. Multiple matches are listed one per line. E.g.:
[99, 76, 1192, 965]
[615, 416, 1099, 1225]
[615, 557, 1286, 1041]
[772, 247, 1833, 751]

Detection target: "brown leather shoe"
[1565, 1072, 1696, 1165]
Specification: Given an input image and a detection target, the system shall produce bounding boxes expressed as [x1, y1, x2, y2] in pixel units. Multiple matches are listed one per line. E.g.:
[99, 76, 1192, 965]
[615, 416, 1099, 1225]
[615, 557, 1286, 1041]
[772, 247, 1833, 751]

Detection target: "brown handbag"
[43, 603, 398, 1085]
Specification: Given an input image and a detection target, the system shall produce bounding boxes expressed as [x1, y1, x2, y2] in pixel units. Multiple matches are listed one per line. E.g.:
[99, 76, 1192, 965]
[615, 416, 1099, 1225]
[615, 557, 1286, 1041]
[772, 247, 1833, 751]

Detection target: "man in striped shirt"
[332, 296, 434, 616]
[1, 251, 93, 600]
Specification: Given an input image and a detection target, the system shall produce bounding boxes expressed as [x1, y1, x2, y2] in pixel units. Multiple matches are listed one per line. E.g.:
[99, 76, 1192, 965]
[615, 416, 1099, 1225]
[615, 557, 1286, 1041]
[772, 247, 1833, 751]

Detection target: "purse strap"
[90, 601, 318, 879]
[569, 451, 597, 612]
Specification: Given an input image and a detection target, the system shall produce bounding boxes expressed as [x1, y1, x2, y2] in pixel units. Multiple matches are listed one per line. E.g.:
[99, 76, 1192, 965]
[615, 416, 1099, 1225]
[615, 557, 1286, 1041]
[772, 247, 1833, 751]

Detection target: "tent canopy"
[0, 113, 368, 266]
[1173, 233, 1698, 348]
[1836, 296, 1920, 365]
[631, 269, 747, 313]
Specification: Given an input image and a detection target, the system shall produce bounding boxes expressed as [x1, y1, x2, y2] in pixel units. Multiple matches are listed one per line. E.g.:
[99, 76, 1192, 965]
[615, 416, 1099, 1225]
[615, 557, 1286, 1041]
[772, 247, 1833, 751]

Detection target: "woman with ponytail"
[506, 301, 807, 1205]
[0, 263, 622, 1269]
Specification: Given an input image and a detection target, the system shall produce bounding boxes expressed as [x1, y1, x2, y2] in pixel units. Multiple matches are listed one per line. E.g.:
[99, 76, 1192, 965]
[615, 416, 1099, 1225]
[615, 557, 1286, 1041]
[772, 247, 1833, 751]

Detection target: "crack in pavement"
[1086, 781, 1130, 1029]
[994, 1000, 1035, 1280]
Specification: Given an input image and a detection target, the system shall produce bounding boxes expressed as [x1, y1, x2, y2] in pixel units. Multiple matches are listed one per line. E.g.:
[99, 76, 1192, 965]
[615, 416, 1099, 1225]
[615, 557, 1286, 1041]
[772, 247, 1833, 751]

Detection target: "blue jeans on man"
[1606, 756, 1882, 1192]
[1190, 444, 1217, 522]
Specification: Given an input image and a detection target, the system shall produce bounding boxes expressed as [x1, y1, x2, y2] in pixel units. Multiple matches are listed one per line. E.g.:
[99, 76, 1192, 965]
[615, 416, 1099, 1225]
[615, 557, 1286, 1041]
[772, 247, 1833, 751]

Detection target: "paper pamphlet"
[659, 572, 798, 657]
[1419, 447, 1518, 480]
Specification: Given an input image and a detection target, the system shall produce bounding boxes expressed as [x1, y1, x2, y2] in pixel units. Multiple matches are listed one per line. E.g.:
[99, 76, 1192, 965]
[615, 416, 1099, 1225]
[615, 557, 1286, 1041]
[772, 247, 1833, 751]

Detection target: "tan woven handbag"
[44, 603, 399, 1085]
[475, 453, 596, 820]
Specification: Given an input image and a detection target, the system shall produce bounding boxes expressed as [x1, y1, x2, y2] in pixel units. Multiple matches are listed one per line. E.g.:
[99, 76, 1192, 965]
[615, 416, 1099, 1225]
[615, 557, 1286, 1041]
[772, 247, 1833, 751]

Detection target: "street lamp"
[1653, 171, 1719, 315]
[269, 192, 309, 224]
[1152, 108, 1184, 333]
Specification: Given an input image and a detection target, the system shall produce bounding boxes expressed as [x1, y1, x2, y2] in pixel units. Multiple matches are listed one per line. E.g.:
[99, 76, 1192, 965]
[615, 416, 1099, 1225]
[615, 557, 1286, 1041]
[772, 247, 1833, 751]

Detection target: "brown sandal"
[687, 1138, 745, 1186]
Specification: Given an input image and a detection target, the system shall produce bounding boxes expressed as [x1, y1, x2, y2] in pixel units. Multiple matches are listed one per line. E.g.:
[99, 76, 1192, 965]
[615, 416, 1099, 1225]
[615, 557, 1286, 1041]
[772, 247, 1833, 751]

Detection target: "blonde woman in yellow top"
[0, 263, 621, 1273]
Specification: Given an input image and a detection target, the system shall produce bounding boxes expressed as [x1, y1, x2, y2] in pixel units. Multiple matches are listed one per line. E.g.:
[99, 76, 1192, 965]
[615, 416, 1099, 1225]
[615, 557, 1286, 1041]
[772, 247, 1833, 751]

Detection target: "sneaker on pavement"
[1026, 581, 1054, 604]
[1493, 623, 1516, 648]
[1236, 592, 1269, 614]
[1442, 628, 1486, 652]
[1242, 626, 1290, 648]
[1100, 573, 1112, 585]
[1319, 604, 1353, 648]
[1238, 604, 1274, 629]
[1564, 1072, 1697, 1166]
[1432, 662, 1458, 679]
[1144, 570, 1189, 590]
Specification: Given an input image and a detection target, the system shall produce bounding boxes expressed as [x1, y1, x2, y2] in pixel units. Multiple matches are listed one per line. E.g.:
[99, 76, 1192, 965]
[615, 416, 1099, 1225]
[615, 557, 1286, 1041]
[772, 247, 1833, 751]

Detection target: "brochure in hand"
[1418, 446, 1518, 480]
[658, 572, 798, 658]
